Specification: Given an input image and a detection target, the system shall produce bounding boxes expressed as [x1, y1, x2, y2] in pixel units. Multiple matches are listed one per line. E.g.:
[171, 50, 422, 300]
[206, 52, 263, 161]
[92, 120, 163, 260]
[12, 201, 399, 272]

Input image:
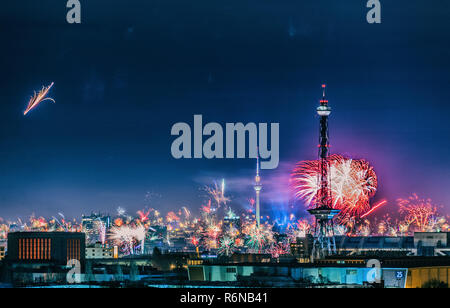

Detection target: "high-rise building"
[81, 213, 111, 245]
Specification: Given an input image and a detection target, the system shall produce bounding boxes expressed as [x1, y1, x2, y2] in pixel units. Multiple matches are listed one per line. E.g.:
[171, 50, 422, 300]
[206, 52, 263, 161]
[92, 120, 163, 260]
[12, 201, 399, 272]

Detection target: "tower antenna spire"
[256, 147, 260, 177]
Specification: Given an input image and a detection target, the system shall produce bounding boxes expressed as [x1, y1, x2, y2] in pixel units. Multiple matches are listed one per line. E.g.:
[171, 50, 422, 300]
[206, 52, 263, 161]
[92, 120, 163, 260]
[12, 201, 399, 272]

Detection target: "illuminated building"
[290, 235, 314, 262]
[86, 243, 114, 259]
[0, 246, 5, 261]
[6, 232, 86, 285]
[7, 232, 85, 265]
[82, 213, 111, 245]
[187, 256, 450, 288]
[223, 208, 241, 232]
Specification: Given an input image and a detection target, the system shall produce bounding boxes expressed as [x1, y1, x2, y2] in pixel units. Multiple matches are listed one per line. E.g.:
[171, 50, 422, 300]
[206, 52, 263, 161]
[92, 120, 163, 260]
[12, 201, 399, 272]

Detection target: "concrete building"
[187, 256, 450, 288]
[86, 243, 114, 259]
[5, 232, 86, 286]
[7, 232, 86, 265]
[413, 232, 450, 256]
[81, 213, 110, 245]
[291, 232, 450, 259]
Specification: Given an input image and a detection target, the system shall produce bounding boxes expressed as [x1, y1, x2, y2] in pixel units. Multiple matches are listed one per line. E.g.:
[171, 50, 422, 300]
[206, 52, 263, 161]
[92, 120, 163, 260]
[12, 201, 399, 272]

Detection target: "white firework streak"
[109, 225, 146, 255]
[292, 155, 377, 218]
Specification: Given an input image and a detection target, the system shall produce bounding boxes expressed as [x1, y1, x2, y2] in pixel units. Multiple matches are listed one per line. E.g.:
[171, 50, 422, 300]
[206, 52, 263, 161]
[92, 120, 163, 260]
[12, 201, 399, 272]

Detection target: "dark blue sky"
[0, 0, 449, 220]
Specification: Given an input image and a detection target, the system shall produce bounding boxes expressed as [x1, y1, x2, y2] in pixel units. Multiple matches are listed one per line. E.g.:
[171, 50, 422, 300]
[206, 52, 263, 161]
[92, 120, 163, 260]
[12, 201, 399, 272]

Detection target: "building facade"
[7, 232, 86, 265]
[86, 243, 114, 259]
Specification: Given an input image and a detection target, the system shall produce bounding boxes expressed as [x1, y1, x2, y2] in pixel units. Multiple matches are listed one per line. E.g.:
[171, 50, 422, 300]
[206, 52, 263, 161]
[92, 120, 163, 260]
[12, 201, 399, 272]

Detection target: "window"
[226, 267, 236, 273]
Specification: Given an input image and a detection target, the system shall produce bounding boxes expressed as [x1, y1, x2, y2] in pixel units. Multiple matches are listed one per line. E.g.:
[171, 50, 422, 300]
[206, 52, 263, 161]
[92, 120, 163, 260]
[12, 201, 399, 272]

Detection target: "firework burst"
[245, 223, 273, 253]
[23, 82, 55, 115]
[204, 181, 230, 209]
[166, 211, 180, 223]
[109, 225, 146, 255]
[117, 207, 126, 216]
[137, 209, 150, 222]
[398, 193, 438, 232]
[291, 154, 377, 219]
[218, 236, 236, 256]
[269, 242, 290, 258]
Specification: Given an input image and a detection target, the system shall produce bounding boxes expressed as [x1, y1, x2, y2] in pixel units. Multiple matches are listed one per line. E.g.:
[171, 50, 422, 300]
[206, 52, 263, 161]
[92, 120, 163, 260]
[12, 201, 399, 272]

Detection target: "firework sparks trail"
[247, 198, 255, 213]
[109, 225, 146, 255]
[244, 223, 274, 253]
[95, 218, 107, 245]
[52, 216, 68, 232]
[110, 226, 134, 254]
[24, 82, 55, 115]
[218, 236, 236, 256]
[398, 193, 438, 232]
[287, 219, 312, 239]
[137, 209, 150, 222]
[227, 224, 239, 238]
[221, 179, 225, 197]
[291, 154, 378, 219]
[166, 211, 180, 223]
[361, 200, 387, 218]
[206, 223, 221, 240]
[114, 217, 124, 227]
[204, 237, 218, 250]
[201, 200, 212, 214]
[181, 206, 191, 220]
[190, 236, 199, 246]
[204, 181, 230, 209]
[246, 228, 266, 252]
[269, 242, 290, 258]
[30, 216, 48, 231]
[117, 207, 126, 216]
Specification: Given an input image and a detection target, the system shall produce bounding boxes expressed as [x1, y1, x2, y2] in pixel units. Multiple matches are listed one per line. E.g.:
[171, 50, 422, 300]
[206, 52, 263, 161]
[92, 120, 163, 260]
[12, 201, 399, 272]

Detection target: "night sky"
[0, 0, 449, 220]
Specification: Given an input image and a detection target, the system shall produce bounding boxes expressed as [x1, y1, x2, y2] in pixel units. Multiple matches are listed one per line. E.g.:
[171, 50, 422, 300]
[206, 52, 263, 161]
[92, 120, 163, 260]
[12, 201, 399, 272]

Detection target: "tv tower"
[307, 84, 340, 259]
[254, 151, 262, 228]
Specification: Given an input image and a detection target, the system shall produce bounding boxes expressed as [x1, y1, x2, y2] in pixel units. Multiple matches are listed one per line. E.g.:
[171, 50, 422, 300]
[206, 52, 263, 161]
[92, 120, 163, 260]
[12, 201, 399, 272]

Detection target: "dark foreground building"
[7, 232, 85, 264]
[4, 232, 85, 286]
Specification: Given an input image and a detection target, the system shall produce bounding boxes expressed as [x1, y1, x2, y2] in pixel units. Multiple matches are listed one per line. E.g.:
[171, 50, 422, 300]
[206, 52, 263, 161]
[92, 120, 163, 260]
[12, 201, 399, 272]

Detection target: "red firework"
[291, 154, 378, 219]
[201, 200, 212, 214]
[137, 209, 150, 222]
[190, 236, 199, 246]
[166, 211, 180, 222]
[269, 242, 290, 258]
[398, 193, 437, 231]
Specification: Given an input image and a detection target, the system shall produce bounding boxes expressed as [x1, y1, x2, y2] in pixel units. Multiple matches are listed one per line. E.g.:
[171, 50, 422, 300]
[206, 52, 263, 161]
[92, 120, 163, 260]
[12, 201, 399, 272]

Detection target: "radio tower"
[307, 84, 340, 260]
[254, 151, 262, 228]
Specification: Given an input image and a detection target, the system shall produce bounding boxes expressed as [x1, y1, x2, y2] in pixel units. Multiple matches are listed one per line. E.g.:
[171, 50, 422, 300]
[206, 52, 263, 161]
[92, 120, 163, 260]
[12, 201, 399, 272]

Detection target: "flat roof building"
[7, 232, 86, 265]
